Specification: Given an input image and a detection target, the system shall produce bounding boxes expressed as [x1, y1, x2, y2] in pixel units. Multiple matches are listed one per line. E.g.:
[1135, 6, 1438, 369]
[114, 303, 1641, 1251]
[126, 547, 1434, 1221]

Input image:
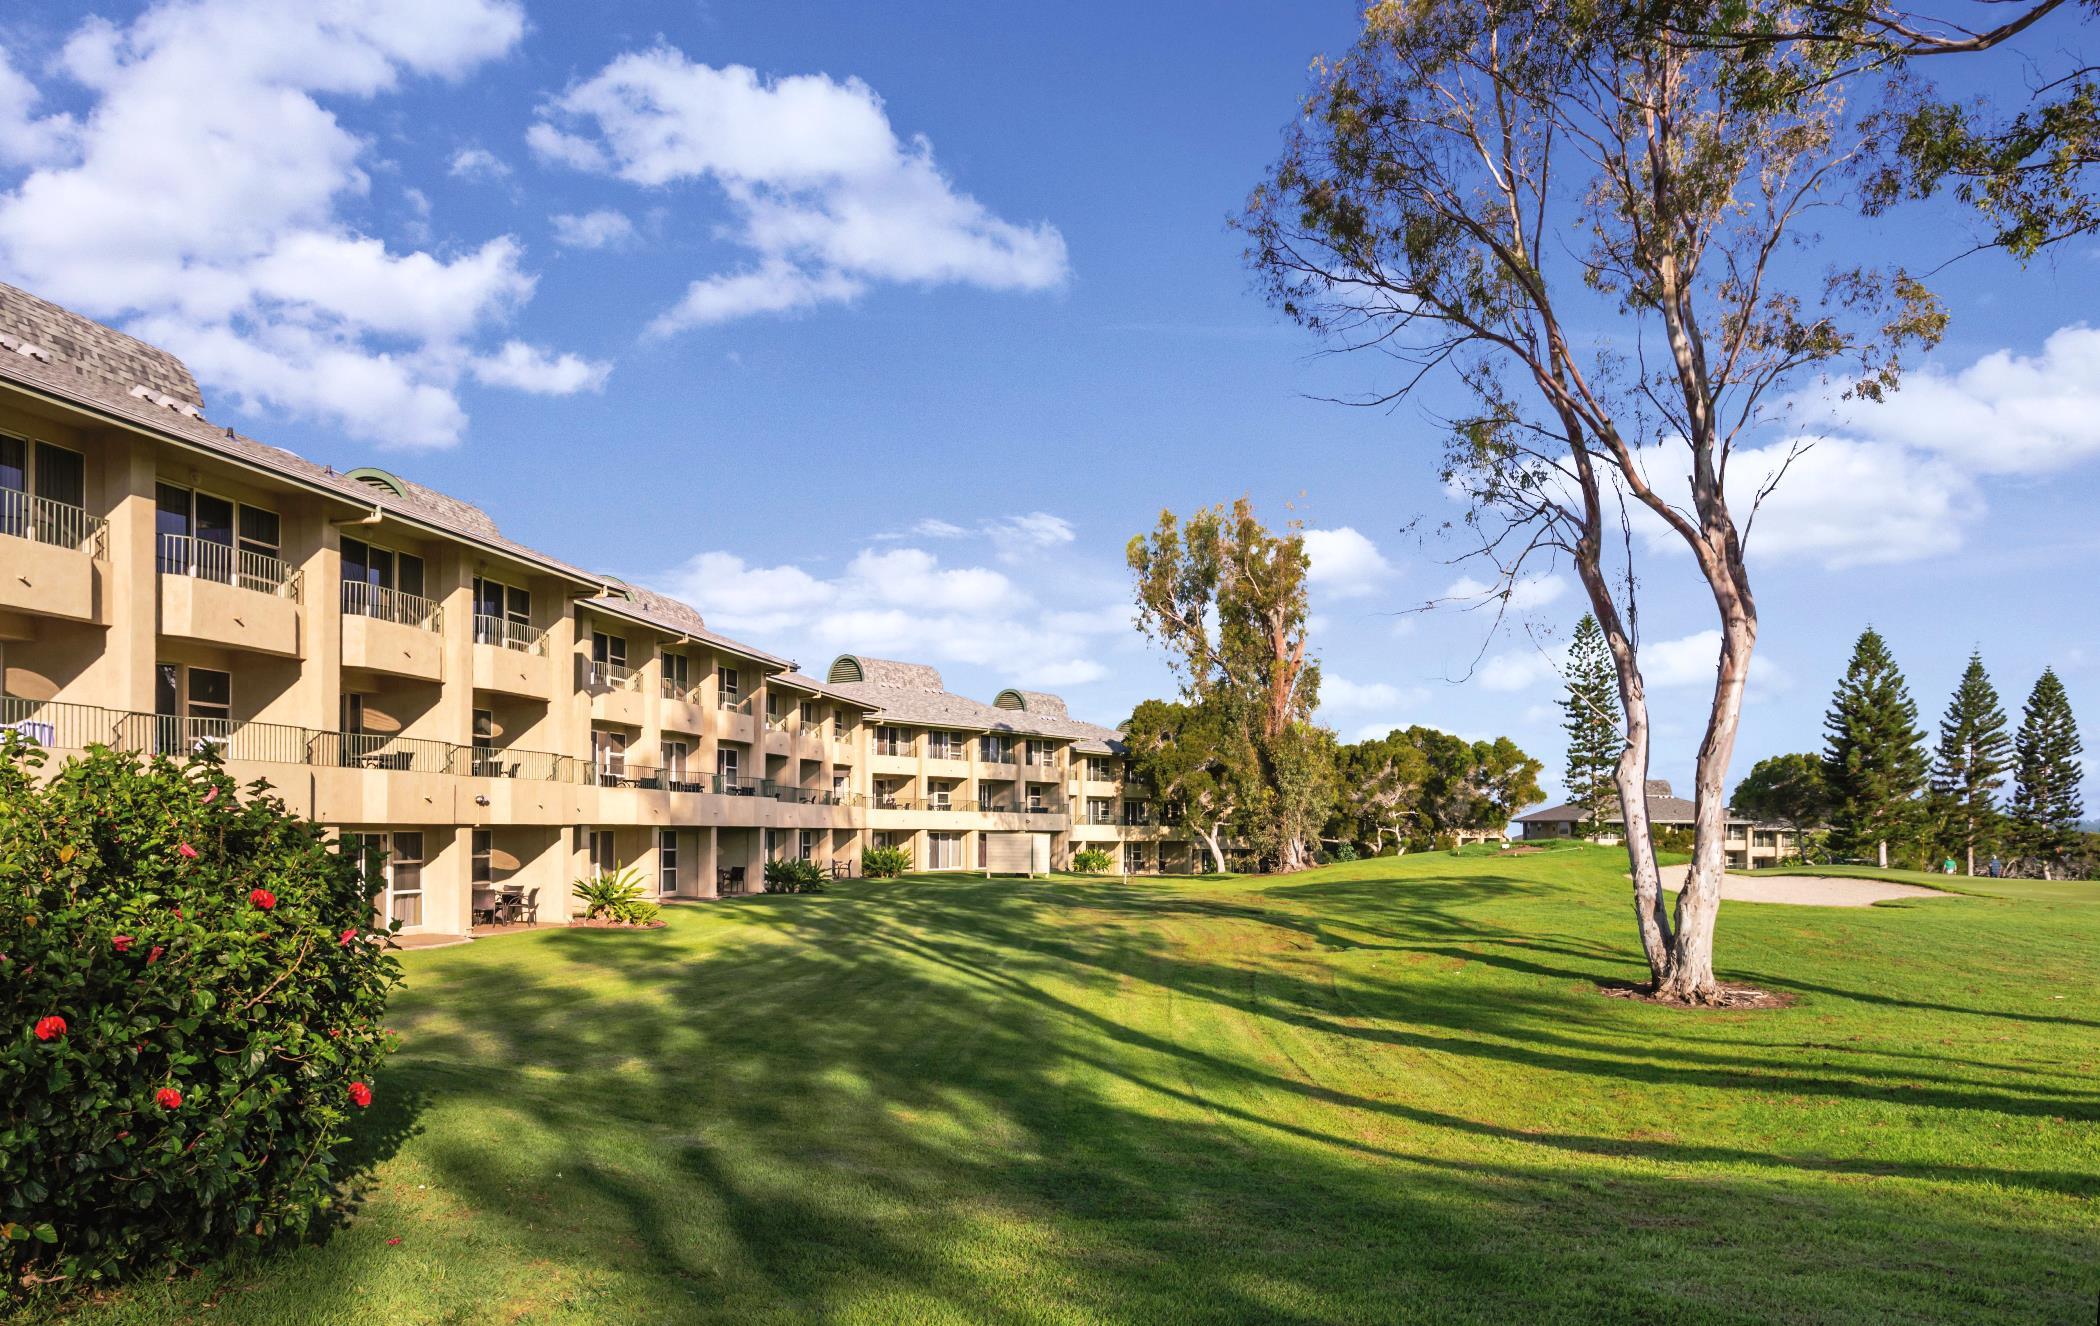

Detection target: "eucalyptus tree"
[1244, 2, 1944, 999]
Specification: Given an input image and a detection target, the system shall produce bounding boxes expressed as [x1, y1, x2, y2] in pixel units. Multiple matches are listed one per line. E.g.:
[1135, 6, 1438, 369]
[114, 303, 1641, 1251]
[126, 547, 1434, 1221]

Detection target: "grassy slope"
[31, 848, 2099, 1325]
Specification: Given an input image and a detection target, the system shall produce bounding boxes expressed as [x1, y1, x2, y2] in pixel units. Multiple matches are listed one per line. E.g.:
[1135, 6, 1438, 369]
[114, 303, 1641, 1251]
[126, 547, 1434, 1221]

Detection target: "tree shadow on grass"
[52, 872, 2100, 1325]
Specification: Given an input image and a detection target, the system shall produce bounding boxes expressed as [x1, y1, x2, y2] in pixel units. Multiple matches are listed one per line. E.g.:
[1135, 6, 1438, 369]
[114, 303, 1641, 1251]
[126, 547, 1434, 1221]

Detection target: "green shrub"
[1070, 848, 1114, 874]
[1329, 843, 1360, 863]
[861, 846, 910, 879]
[0, 740, 400, 1294]
[573, 868, 660, 925]
[761, 859, 826, 894]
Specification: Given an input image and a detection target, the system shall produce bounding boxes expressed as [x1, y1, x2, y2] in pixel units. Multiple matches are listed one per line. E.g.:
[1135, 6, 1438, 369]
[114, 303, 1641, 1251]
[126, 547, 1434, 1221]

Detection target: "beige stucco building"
[1514, 780, 1800, 869]
[0, 283, 1190, 940]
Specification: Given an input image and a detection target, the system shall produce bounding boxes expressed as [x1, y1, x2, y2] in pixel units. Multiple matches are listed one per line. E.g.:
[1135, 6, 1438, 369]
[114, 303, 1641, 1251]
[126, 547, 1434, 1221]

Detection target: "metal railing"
[717, 691, 749, 712]
[926, 743, 969, 762]
[783, 787, 847, 806]
[712, 774, 778, 798]
[341, 580, 441, 631]
[115, 713, 314, 764]
[473, 614, 544, 654]
[870, 795, 917, 811]
[0, 490, 106, 557]
[874, 738, 912, 757]
[312, 731, 458, 774]
[662, 676, 698, 702]
[582, 658, 641, 692]
[0, 696, 128, 750]
[157, 534, 300, 600]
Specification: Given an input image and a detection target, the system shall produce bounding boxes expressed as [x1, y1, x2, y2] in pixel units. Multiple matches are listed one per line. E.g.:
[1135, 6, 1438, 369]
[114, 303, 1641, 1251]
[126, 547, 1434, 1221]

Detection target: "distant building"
[1514, 780, 1798, 869]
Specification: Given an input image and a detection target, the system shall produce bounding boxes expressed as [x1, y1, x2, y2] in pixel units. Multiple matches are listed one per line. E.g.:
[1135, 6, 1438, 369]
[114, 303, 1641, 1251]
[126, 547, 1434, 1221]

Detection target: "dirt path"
[1657, 864, 1951, 907]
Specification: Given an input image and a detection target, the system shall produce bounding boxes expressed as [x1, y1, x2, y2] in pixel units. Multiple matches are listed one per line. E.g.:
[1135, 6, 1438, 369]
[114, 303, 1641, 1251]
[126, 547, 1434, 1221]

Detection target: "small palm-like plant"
[573, 868, 660, 925]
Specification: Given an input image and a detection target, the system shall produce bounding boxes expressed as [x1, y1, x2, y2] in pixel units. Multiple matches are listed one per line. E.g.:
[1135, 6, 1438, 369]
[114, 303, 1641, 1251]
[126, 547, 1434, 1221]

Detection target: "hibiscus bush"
[0, 739, 401, 1294]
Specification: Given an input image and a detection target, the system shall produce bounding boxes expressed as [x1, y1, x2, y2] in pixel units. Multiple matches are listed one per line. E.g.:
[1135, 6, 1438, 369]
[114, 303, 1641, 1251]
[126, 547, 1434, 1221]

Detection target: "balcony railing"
[662, 676, 698, 702]
[157, 534, 300, 600]
[873, 739, 912, 757]
[312, 731, 459, 774]
[1, 696, 128, 750]
[341, 580, 441, 631]
[0, 490, 106, 557]
[115, 713, 315, 764]
[583, 659, 641, 692]
[473, 614, 544, 654]
[926, 744, 969, 762]
[717, 691, 749, 712]
[712, 774, 778, 798]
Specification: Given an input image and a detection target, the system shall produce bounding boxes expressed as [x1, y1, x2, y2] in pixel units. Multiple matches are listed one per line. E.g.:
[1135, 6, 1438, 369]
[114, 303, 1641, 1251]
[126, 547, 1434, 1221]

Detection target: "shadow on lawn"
[152, 871, 2096, 1325]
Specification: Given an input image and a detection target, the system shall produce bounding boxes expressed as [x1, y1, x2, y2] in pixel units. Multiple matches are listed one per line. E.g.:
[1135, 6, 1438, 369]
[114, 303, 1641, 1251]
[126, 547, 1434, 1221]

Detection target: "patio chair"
[503, 888, 537, 924]
[471, 889, 503, 925]
[726, 865, 746, 895]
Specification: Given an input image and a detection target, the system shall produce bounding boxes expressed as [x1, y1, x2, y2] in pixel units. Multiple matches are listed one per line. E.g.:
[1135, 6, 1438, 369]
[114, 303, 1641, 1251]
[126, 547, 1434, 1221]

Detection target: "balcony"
[712, 773, 779, 799]
[715, 692, 756, 743]
[660, 677, 707, 735]
[471, 615, 551, 699]
[581, 658, 645, 727]
[0, 491, 105, 624]
[156, 534, 302, 657]
[340, 581, 443, 681]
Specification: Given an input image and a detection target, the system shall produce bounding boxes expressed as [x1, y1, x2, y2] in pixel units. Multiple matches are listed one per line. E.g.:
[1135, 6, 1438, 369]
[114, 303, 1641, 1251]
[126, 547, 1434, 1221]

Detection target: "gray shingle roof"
[1516, 779, 1780, 828]
[819, 653, 1127, 752]
[585, 579, 794, 671]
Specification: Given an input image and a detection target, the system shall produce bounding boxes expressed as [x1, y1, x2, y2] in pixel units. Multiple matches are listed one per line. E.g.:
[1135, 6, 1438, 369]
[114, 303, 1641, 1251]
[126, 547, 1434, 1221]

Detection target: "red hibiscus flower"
[112, 934, 134, 953]
[347, 1081, 373, 1108]
[202, 785, 219, 805]
[339, 927, 358, 946]
[33, 1015, 66, 1041]
[176, 842, 198, 860]
[249, 888, 276, 910]
[155, 1087, 183, 1110]
[170, 907, 183, 919]
[147, 945, 165, 964]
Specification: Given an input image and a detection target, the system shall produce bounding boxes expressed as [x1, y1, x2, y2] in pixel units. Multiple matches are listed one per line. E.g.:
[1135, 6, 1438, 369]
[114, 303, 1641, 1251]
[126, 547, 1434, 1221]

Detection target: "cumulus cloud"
[548, 208, 636, 250]
[876, 511, 1076, 564]
[1477, 644, 1568, 693]
[468, 340, 612, 394]
[530, 46, 1068, 332]
[447, 145, 510, 181]
[1303, 526, 1397, 599]
[1442, 573, 1569, 612]
[657, 541, 1117, 691]
[0, 0, 593, 447]
[1320, 674, 1428, 712]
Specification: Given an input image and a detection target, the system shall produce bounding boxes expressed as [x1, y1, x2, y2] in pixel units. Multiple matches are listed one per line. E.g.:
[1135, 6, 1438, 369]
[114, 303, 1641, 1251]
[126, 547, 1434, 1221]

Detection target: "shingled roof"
[1516, 779, 1776, 828]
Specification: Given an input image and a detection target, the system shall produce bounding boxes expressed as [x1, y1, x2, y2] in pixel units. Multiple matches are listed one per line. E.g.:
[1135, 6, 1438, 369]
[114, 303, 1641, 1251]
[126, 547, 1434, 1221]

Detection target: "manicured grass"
[23, 848, 2099, 1324]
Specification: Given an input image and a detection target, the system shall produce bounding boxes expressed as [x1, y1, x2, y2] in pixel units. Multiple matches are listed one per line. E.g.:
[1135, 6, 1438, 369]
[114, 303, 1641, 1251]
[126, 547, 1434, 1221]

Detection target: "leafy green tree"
[1128, 499, 1325, 871]
[1930, 652, 2013, 875]
[2010, 668, 2086, 878]
[1242, 0, 1942, 1000]
[1822, 628, 1930, 867]
[1329, 728, 1434, 854]
[1730, 753, 1833, 859]
[1122, 698, 1257, 873]
[1361, 726, 1544, 846]
[1560, 614, 1623, 835]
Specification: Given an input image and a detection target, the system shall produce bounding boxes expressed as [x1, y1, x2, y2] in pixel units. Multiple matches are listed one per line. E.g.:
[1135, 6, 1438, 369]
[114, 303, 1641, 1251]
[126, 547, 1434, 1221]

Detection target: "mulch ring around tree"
[566, 918, 669, 930]
[1597, 979, 1796, 1010]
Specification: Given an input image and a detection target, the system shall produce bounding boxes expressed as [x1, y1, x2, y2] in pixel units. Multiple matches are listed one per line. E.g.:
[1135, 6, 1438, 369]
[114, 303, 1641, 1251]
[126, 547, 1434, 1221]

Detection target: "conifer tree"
[1822, 627, 1929, 867]
[2010, 668, 2086, 878]
[1559, 614, 1623, 835]
[1931, 652, 2013, 876]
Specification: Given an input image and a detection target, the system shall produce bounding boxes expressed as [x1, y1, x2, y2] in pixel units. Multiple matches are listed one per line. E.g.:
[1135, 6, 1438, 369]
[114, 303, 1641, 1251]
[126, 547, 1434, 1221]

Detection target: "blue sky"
[0, 0, 2092, 806]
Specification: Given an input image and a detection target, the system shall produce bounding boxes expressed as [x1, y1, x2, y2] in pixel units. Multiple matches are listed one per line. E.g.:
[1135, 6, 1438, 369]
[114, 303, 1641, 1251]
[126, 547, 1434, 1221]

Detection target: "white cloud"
[1477, 644, 1568, 693]
[531, 46, 1068, 333]
[1442, 573, 1569, 612]
[1303, 526, 1396, 599]
[447, 145, 510, 181]
[1320, 674, 1427, 712]
[986, 512, 1074, 563]
[0, 1, 594, 447]
[1814, 325, 2100, 476]
[549, 208, 636, 250]
[657, 542, 1116, 692]
[468, 340, 612, 394]
[1639, 630, 1791, 692]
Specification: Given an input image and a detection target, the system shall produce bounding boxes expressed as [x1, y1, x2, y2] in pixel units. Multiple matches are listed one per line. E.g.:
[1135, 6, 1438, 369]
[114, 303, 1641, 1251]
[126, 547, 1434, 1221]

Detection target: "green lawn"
[27, 847, 2100, 1324]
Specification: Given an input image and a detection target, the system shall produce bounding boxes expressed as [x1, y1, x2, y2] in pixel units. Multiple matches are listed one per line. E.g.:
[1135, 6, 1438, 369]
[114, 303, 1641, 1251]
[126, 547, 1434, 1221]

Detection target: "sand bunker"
[1657, 864, 1951, 908]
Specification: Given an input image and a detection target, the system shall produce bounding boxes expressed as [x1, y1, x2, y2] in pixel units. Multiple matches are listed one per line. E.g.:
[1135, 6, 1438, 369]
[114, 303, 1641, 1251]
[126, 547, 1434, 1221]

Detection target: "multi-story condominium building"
[0, 283, 1188, 939]
[1514, 780, 1801, 869]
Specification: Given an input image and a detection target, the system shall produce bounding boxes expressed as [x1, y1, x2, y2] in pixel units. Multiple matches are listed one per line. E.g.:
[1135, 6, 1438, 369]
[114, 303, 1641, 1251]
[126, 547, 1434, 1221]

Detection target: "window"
[591, 729, 627, 783]
[799, 830, 816, 862]
[765, 829, 783, 862]
[184, 667, 231, 725]
[1087, 756, 1116, 781]
[716, 746, 740, 785]
[592, 631, 627, 669]
[766, 692, 780, 720]
[658, 829, 679, 895]
[342, 692, 366, 735]
[345, 831, 424, 928]
[799, 700, 815, 726]
[1123, 800, 1150, 826]
[341, 537, 427, 614]
[1089, 798, 1114, 825]
[154, 485, 278, 587]
[876, 725, 912, 757]
[472, 829, 493, 886]
[587, 830, 618, 877]
[719, 666, 741, 705]
[661, 650, 691, 696]
[473, 576, 532, 647]
[1124, 843, 1148, 875]
[928, 781, 952, 811]
[874, 778, 901, 808]
[659, 735, 692, 790]
[982, 735, 1012, 763]
[928, 832, 962, 869]
[0, 437, 86, 543]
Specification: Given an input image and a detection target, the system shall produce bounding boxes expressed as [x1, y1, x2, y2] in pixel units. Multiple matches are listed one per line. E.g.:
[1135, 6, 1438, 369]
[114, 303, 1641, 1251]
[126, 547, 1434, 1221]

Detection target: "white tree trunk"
[1656, 614, 1755, 1002]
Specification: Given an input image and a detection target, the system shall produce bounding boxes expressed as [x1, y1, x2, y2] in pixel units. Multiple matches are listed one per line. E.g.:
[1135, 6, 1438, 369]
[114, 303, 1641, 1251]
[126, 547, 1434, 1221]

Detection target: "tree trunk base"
[1598, 979, 1793, 1010]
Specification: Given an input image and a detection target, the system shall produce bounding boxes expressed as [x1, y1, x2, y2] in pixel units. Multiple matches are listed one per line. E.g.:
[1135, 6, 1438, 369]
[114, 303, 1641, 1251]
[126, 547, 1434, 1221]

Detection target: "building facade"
[0, 283, 1189, 939]
[1514, 779, 1799, 869]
